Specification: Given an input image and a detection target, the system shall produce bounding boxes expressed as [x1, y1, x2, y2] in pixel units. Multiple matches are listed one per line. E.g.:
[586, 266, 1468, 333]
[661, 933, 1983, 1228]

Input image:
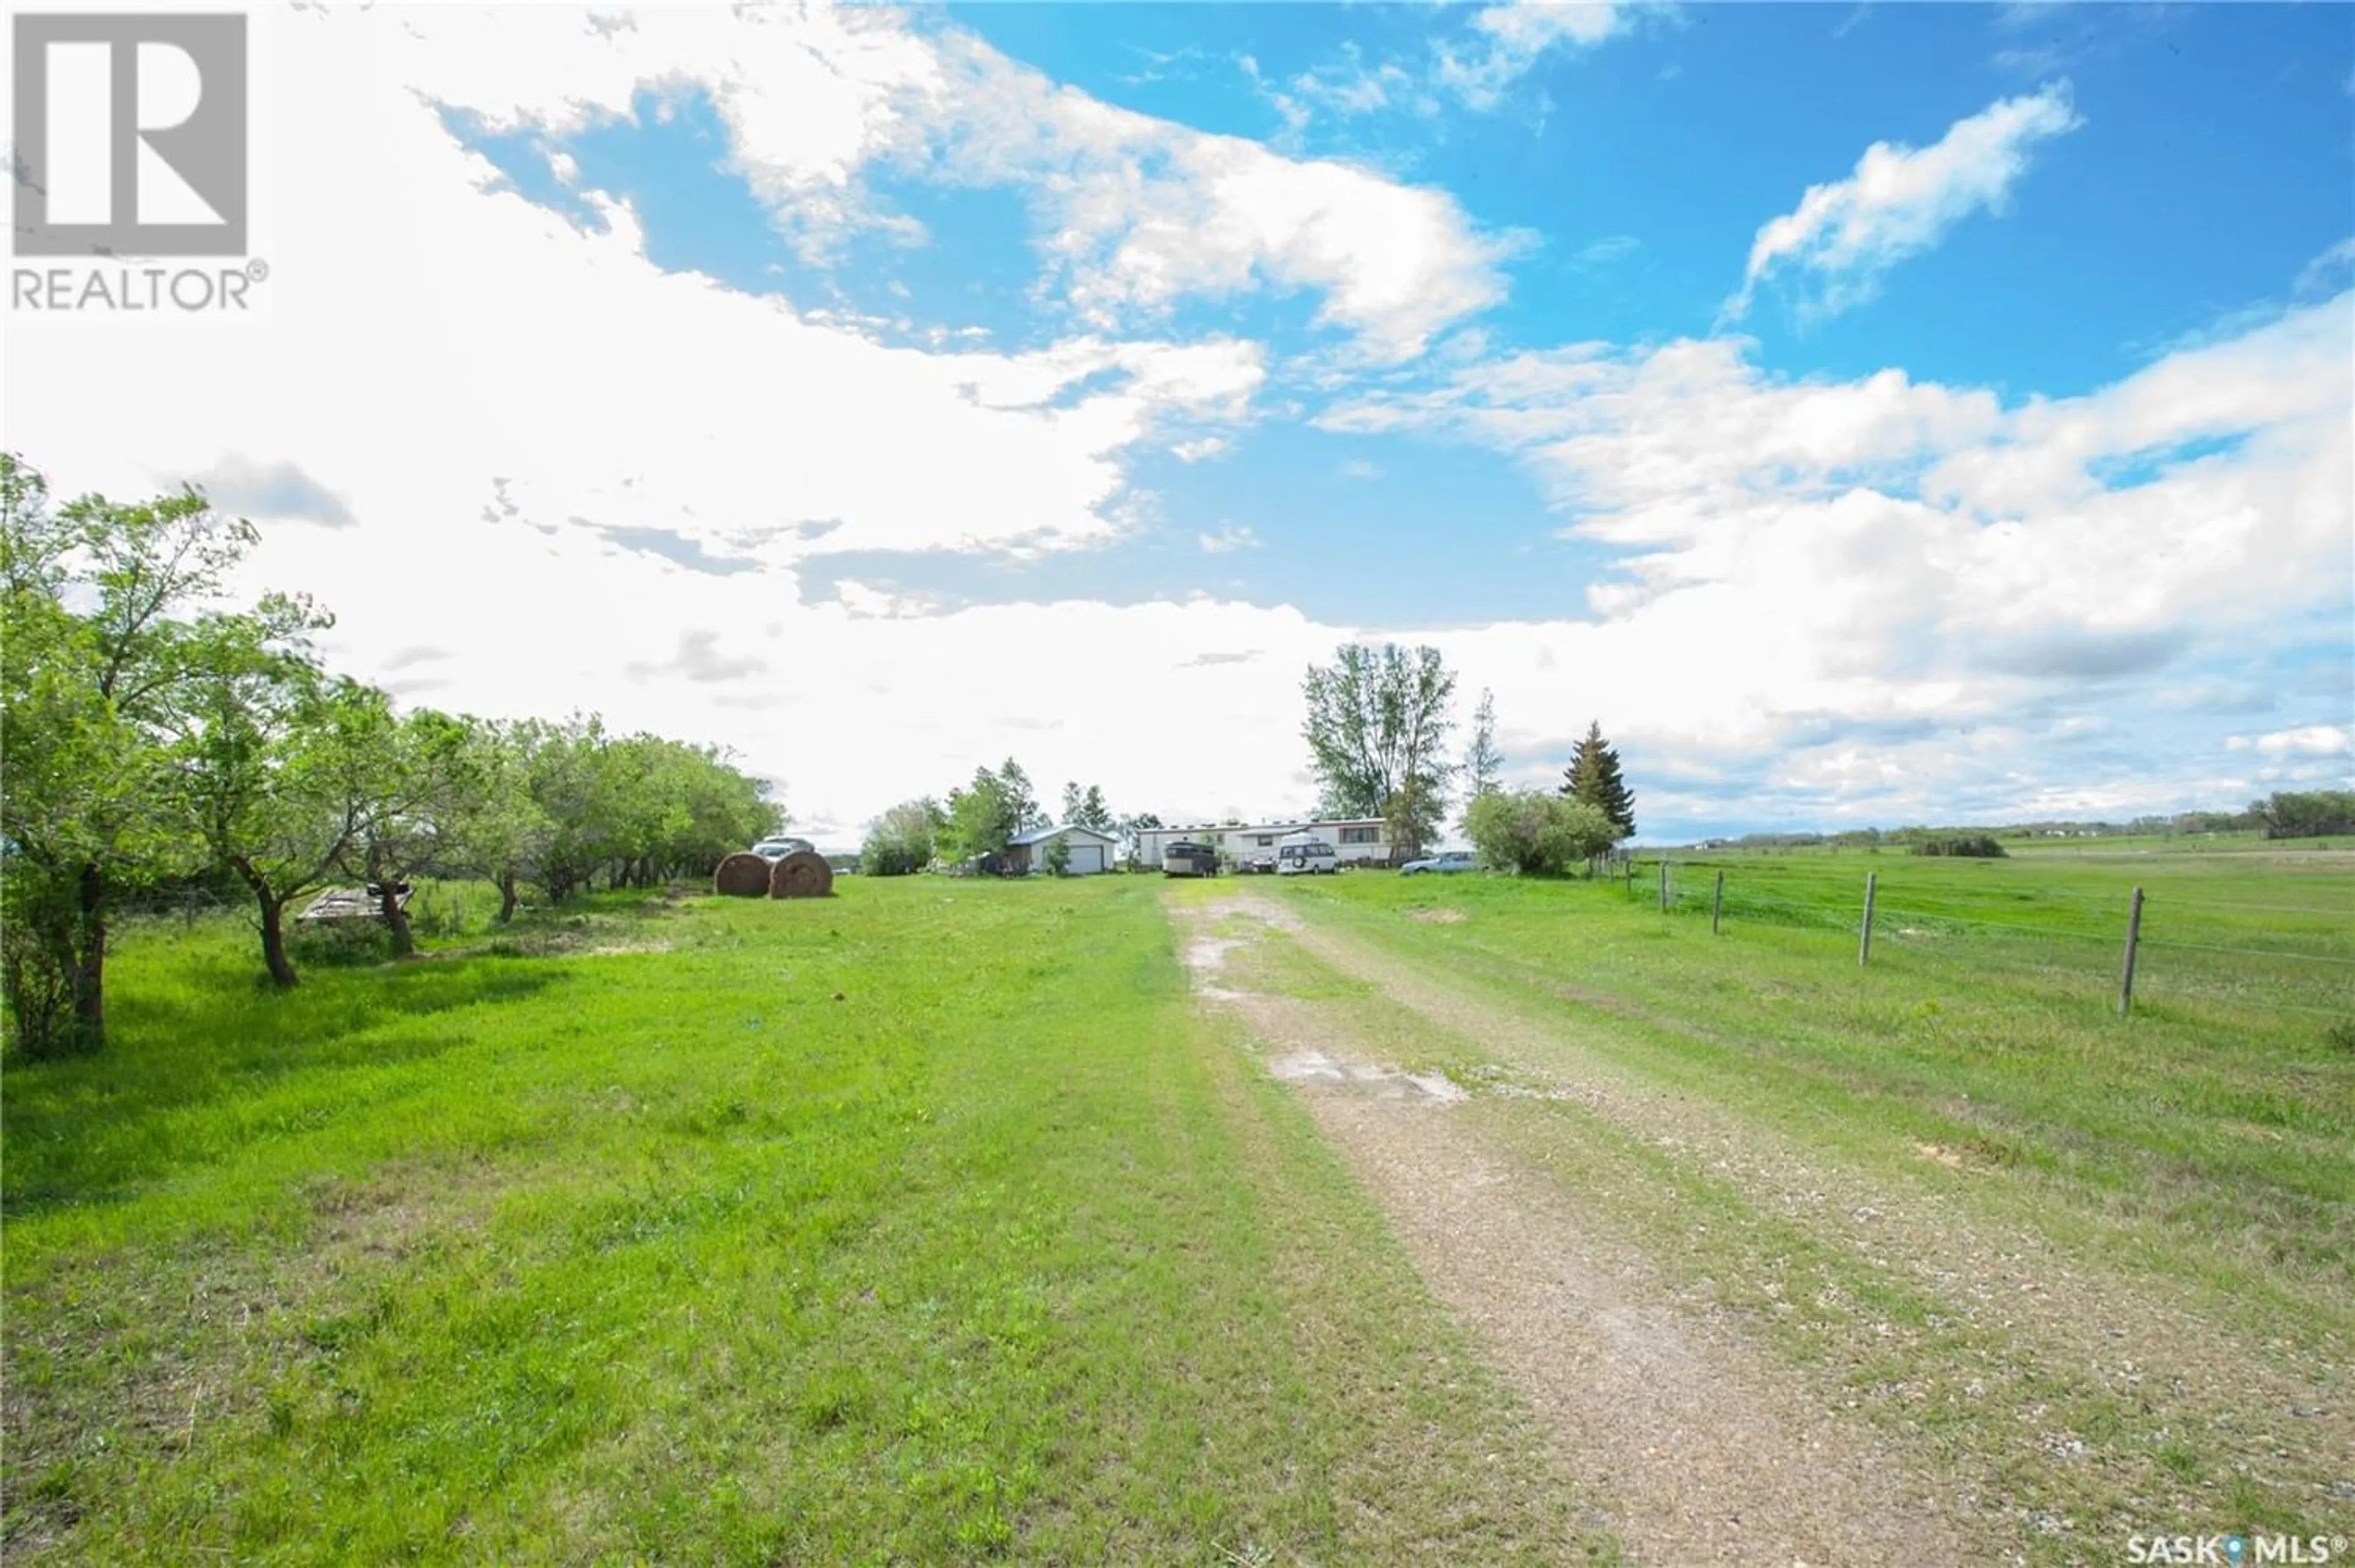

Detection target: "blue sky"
[9, 2, 2351, 845]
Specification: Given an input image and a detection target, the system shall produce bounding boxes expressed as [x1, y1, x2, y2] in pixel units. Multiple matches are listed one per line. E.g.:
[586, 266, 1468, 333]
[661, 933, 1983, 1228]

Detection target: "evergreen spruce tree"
[1558, 720, 1636, 839]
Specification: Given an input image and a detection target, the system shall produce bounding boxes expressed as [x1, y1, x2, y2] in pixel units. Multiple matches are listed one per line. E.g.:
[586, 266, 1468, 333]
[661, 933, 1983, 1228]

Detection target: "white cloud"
[1322, 292, 2354, 765]
[1574, 234, 1642, 266]
[411, 6, 1515, 364]
[1172, 437, 1232, 463]
[2297, 235, 2355, 297]
[1438, 1, 1645, 110]
[1198, 526, 1263, 554]
[867, 25, 1517, 362]
[1253, 1, 1655, 136]
[1250, 44, 1437, 137]
[1728, 82, 2083, 321]
[2227, 725, 2352, 759]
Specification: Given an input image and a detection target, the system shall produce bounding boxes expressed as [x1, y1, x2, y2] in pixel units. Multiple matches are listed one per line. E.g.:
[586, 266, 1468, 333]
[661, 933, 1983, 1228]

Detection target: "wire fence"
[1608, 854, 2353, 1028]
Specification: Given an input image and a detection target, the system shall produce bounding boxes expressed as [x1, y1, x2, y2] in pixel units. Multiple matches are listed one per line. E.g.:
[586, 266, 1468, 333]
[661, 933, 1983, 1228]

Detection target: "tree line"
[859, 762, 1155, 876]
[854, 646, 1639, 881]
[1298, 642, 1639, 873]
[1, 454, 783, 1057]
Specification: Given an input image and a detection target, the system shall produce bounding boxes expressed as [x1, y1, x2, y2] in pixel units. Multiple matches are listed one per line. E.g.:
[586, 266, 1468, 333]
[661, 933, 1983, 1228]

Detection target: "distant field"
[2, 883, 1600, 1564]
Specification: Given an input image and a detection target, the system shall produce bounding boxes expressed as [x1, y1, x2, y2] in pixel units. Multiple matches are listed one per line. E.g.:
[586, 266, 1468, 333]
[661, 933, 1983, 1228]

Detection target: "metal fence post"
[2118, 886, 2145, 1017]
[1859, 872, 1878, 966]
[1711, 870, 1725, 936]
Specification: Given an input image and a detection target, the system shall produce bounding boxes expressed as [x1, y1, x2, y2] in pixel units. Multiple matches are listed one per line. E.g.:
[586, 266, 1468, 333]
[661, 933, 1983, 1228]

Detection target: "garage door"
[1069, 844, 1104, 874]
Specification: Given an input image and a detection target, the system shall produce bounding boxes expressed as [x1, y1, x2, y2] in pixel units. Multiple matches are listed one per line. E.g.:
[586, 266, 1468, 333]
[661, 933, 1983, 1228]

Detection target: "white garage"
[1006, 824, 1117, 876]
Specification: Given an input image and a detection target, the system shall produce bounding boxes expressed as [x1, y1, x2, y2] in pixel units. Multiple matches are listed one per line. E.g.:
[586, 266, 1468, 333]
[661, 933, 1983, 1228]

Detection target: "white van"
[1276, 833, 1337, 875]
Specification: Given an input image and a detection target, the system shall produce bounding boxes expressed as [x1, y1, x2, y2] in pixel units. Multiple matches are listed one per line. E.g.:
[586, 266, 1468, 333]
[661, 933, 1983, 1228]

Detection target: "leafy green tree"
[2253, 790, 2355, 839]
[1116, 811, 1163, 870]
[1559, 720, 1636, 840]
[1301, 643, 1457, 860]
[1060, 781, 1114, 833]
[172, 627, 373, 989]
[656, 740, 782, 884]
[941, 760, 1041, 865]
[513, 715, 781, 899]
[1466, 790, 1619, 876]
[0, 456, 264, 1052]
[862, 798, 943, 876]
[1043, 834, 1071, 878]
[997, 760, 1046, 833]
[525, 714, 611, 902]
[332, 700, 471, 956]
[444, 717, 553, 922]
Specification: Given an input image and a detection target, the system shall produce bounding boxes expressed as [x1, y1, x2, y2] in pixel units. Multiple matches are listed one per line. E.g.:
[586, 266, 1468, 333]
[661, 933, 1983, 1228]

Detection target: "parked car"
[1400, 851, 1477, 875]
[1243, 852, 1277, 874]
[1276, 834, 1338, 875]
[751, 835, 816, 861]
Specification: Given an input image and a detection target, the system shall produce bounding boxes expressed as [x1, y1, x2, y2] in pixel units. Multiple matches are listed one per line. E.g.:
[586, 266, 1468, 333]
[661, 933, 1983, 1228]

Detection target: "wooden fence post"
[1711, 870, 1725, 936]
[1658, 857, 1669, 912]
[2118, 886, 2145, 1017]
[1858, 872, 1878, 966]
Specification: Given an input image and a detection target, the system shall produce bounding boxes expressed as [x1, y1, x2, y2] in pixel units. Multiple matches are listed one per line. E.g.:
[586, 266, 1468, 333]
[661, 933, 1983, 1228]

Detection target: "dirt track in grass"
[1171, 891, 1972, 1566]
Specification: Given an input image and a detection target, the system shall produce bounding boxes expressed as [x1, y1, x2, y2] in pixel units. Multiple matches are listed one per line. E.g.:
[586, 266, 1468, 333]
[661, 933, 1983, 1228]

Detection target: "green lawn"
[3, 882, 1604, 1564]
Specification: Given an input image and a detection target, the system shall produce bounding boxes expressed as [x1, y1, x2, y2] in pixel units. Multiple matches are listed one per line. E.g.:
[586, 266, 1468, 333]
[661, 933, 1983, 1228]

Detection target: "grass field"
[1639, 838, 2354, 1022]
[5, 847, 2349, 1562]
[2, 885, 1606, 1564]
[1290, 848, 2353, 1294]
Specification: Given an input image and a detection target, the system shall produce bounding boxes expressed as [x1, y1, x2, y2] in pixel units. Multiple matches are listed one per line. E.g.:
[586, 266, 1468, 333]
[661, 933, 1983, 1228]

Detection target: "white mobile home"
[1134, 817, 1392, 869]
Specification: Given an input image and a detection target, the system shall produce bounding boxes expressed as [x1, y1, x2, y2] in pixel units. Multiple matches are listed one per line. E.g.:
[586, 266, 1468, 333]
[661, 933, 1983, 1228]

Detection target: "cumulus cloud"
[397, 7, 1516, 364]
[2226, 725, 2351, 758]
[1323, 291, 2354, 770]
[1728, 83, 2082, 321]
[1198, 526, 1262, 554]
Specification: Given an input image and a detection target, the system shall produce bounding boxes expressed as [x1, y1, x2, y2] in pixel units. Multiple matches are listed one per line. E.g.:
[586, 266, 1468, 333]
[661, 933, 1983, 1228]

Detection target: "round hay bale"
[714, 852, 773, 897]
[769, 849, 835, 899]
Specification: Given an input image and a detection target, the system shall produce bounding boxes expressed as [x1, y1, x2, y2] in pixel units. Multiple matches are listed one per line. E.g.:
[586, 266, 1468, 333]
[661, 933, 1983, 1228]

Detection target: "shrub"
[0, 866, 80, 1058]
[286, 916, 389, 968]
[1466, 790, 1620, 876]
[862, 798, 944, 877]
[1912, 835, 2007, 859]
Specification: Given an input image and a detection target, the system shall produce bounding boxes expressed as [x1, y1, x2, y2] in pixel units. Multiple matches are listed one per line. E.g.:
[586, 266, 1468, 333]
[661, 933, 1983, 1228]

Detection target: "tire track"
[1174, 894, 1972, 1566]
